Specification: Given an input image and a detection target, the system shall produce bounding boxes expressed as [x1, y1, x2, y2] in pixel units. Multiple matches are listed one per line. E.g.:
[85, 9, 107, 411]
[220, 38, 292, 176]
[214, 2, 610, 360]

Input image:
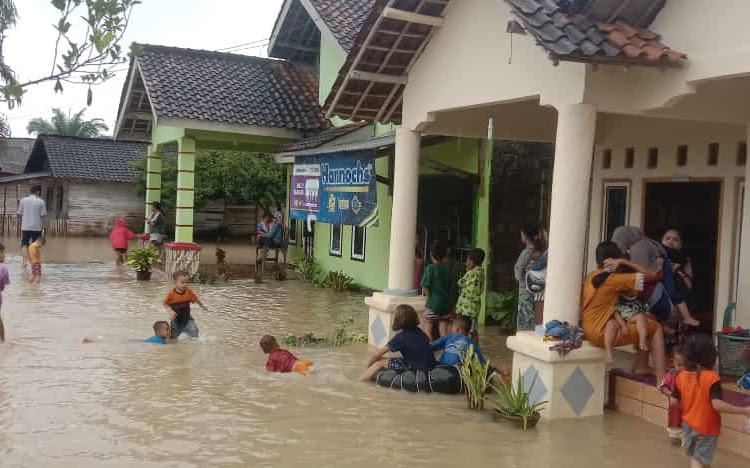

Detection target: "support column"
[387, 128, 421, 292]
[175, 137, 196, 243]
[366, 128, 425, 349]
[144, 145, 162, 232]
[507, 104, 605, 420]
[736, 125, 750, 326]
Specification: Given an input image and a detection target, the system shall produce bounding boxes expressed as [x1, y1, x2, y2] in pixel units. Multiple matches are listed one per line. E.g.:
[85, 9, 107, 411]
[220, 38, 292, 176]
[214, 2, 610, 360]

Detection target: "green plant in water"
[459, 345, 495, 410]
[488, 371, 548, 430]
[125, 247, 162, 272]
[296, 255, 321, 283]
[284, 317, 366, 348]
[254, 271, 263, 284]
[328, 270, 353, 292]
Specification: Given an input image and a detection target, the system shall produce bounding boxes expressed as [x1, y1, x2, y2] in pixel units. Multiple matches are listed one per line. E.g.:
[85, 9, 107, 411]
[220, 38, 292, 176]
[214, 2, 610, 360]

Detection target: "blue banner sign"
[291, 151, 379, 227]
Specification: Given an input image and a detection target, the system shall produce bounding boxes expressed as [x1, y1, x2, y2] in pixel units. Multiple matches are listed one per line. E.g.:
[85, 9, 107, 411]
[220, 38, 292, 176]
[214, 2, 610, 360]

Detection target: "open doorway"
[643, 181, 721, 332]
[418, 175, 474, 262]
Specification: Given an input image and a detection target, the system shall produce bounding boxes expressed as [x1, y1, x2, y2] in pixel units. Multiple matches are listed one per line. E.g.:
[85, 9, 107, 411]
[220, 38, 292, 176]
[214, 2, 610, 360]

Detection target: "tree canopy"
[133, 151, 286, 217]
[0, 0, 140, 136]
[27, 107, 109, 137]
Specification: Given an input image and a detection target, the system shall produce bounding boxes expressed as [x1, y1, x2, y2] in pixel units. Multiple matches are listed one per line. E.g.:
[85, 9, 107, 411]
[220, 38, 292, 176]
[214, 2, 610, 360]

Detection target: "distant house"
[0, 135, 147, 236]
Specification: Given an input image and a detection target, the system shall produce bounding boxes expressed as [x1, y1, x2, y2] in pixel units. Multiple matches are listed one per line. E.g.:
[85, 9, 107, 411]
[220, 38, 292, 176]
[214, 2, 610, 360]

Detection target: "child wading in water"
[143, 321, 171, 344]
[0, 243, 9, 343]
[29, 236, 45, 284]
[163, 270, 208, 339]
[260, 335, 313, 374]
[455, 248, 485, 341]
[671, 333, 750, 467]
[109, 218, 134, 265]
[660, 346, 686, 445]
[360, 304, 436, 381]
[420, 242, 455, 340]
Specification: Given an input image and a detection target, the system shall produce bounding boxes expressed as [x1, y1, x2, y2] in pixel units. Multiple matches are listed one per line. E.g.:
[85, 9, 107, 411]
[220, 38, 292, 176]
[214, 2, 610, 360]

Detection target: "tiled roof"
[505, 0, 686, 66]
[136, 45, 328, 133]
[0, 138, 35, 175]
[309, 0, 377, 52]
[25, 135, 147, 182]
[275, 123, 367, 153]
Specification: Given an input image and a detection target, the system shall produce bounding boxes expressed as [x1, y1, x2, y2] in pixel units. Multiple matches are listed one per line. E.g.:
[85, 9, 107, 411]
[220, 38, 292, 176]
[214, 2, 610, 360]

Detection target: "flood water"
[0, 237, 745, 467]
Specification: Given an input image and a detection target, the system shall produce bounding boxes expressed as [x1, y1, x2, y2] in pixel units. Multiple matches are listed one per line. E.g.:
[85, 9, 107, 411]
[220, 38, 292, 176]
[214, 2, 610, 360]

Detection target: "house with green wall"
[269, 0, 491, 300]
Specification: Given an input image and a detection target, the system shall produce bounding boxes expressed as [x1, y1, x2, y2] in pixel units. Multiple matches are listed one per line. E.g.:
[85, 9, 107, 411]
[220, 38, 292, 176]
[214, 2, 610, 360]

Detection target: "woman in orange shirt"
[581, 241, 666, 384]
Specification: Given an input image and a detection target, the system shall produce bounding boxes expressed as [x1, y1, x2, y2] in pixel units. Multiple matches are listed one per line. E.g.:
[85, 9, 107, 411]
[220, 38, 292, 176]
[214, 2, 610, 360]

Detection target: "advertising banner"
[290, 150, 379, 227]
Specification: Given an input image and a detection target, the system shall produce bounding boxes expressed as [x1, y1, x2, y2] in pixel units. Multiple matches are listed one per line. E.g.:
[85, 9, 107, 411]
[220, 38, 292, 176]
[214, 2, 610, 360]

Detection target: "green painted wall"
[318, 33, 346, 106]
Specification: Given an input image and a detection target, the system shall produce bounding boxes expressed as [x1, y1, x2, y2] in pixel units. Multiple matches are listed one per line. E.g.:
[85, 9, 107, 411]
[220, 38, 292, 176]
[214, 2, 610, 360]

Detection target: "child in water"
[0, 243, 9, 343]
[360, 304, 436, 381]
[671, 333, 750, 467]
[260, 335, 313, 374]
[431, 314, 486, 366]
[660, 346, 686, 445]
[455, 248, 485, 341]
[109, 218, 134, 265]
[163, 270, 208, 339]
[143, 321, 171, 344]
[29, 236, 45, 284]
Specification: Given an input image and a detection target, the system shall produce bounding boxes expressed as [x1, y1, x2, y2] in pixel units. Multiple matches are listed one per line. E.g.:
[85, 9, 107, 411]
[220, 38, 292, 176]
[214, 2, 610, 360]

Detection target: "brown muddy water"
[0, 237, 746, 467]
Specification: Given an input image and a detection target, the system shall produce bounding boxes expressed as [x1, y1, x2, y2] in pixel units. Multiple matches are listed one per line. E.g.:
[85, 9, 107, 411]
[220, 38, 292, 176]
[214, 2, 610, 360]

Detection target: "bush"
[486, 290, 518, 331]
[296, 256, 321, 283]
[327, 270, 353, 292]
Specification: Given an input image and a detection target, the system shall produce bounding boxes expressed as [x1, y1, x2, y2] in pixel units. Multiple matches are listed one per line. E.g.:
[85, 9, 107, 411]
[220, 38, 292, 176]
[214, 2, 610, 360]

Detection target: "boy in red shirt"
[109, 218, 134, 265]
[260, 335, 313, 375]
[671, 333, 750, 467]
[163, 270, 208, 339]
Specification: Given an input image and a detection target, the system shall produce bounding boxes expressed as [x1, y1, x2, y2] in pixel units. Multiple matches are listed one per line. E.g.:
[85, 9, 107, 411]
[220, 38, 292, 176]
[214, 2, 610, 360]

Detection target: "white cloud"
[4, 0, 284, 137]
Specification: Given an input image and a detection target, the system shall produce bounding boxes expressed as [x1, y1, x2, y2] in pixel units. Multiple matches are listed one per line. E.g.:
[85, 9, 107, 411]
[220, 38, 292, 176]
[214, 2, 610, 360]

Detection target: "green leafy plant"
[328, 270, 353, 292]
[125, 247, 161, 272]
[296, 255, 321, 283]
[284, 317, 366, 348]
[488, 371, 548, 430]
[459, 345, 495, 410]
[254, 271, 263, 284]
[486, 290, 518, 330]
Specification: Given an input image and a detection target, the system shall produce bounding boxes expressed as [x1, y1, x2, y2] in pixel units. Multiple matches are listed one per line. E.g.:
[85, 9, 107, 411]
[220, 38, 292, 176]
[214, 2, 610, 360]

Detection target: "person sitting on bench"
[257, 212, 283, 263]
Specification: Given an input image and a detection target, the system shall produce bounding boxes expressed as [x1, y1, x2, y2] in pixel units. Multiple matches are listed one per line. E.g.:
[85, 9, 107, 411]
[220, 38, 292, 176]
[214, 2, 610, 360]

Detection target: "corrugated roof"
[24, 135, 147, 183]
[135, 44, 328, 133]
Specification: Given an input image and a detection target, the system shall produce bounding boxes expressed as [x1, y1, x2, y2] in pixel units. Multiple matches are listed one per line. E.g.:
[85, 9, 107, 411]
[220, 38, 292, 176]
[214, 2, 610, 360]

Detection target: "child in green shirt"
[456, 248, 485, 341]
[420, 242, 456, 340]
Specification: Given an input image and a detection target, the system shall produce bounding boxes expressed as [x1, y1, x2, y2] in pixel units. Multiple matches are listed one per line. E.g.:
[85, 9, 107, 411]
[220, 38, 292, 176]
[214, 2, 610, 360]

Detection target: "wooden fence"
[0, 215, 70, 237]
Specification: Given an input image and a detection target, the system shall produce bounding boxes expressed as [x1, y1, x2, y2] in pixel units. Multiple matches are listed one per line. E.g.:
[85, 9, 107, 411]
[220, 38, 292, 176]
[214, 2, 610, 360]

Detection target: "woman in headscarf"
[611, 226, 699, 326]
[581, 241, 666, 384]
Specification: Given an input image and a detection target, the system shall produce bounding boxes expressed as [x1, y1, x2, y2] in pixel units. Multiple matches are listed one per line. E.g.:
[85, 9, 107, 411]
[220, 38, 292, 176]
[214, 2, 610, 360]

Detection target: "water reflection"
[0, 238, 745, 466]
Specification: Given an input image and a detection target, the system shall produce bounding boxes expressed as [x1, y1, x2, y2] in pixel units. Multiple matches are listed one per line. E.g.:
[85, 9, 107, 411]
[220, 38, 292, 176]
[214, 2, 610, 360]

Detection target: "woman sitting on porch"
[612, 226, 699, 326]
[581, 241, 667, 384]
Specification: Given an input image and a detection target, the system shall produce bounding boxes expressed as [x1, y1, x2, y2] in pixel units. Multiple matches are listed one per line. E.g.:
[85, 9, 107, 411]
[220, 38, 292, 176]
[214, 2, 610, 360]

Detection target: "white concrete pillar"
[544, 103, 597, 324]
[735, 125, 750, 326]
[387, 128, 421, 292]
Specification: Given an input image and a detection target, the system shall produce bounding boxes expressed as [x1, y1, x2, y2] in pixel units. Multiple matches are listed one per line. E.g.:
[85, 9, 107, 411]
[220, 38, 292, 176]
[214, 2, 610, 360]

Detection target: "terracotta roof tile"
[308, 0, 377, 52]
[136, 45, 328, 133]
[505, 0, 686, 66]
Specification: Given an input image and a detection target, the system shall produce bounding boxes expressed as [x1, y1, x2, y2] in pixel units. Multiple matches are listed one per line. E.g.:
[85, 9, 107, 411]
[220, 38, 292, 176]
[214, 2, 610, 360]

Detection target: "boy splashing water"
[260, 335, 313, 374]
[163, 270, 208, 339]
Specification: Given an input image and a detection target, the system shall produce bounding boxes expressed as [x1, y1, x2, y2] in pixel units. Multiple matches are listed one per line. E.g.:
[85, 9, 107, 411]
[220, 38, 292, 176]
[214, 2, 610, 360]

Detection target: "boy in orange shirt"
[671, 333, 750, 467]
[163, 270, 208, 339]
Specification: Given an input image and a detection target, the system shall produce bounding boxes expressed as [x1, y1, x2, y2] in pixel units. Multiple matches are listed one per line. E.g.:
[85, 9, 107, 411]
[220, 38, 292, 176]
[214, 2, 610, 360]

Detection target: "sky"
[4, 0, 284, 138]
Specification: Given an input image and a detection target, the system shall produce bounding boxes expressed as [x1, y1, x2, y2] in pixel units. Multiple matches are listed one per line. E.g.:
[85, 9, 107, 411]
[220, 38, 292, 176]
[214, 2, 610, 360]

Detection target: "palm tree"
[27, 108, 109, 137]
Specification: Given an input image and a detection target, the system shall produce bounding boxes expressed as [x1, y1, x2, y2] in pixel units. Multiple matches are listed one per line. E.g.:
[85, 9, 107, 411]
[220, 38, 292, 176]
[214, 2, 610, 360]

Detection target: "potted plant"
[488, 371, 547, 430]
[125, 246, 162, 280]
[458, 345, 495, 410]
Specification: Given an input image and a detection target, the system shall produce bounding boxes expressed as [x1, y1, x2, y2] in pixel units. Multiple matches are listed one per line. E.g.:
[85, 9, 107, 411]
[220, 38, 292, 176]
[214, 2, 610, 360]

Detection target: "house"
[114, 44, 329, 245]
[272, 0, 750, 438]
[0, 134, 147, 235]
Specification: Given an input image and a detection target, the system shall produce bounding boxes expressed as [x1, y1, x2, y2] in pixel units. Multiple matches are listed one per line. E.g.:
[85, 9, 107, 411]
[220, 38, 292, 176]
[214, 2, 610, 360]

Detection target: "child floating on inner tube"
[260, 335, 313, 375]
[359, 304, 437, 382]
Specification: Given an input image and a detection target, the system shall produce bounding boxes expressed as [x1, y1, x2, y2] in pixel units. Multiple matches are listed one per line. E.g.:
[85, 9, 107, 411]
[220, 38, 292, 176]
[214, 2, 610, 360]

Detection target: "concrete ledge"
[506, 331, 606, 363]
[365, 292, 426, 348]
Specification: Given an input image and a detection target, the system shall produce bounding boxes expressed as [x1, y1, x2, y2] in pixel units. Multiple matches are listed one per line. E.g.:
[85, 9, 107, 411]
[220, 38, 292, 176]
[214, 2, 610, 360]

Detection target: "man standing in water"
[17, 186, 46, 268]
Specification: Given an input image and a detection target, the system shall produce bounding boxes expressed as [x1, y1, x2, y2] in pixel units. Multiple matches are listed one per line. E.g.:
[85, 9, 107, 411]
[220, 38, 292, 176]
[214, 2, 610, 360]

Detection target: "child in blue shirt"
[431, 315, 486, 366]
[142, 321, 170, 344]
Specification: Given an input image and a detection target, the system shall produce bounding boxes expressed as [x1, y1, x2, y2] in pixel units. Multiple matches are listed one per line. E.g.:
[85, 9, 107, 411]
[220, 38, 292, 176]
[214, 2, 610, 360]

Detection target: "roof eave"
[550, 53, 687, 69]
